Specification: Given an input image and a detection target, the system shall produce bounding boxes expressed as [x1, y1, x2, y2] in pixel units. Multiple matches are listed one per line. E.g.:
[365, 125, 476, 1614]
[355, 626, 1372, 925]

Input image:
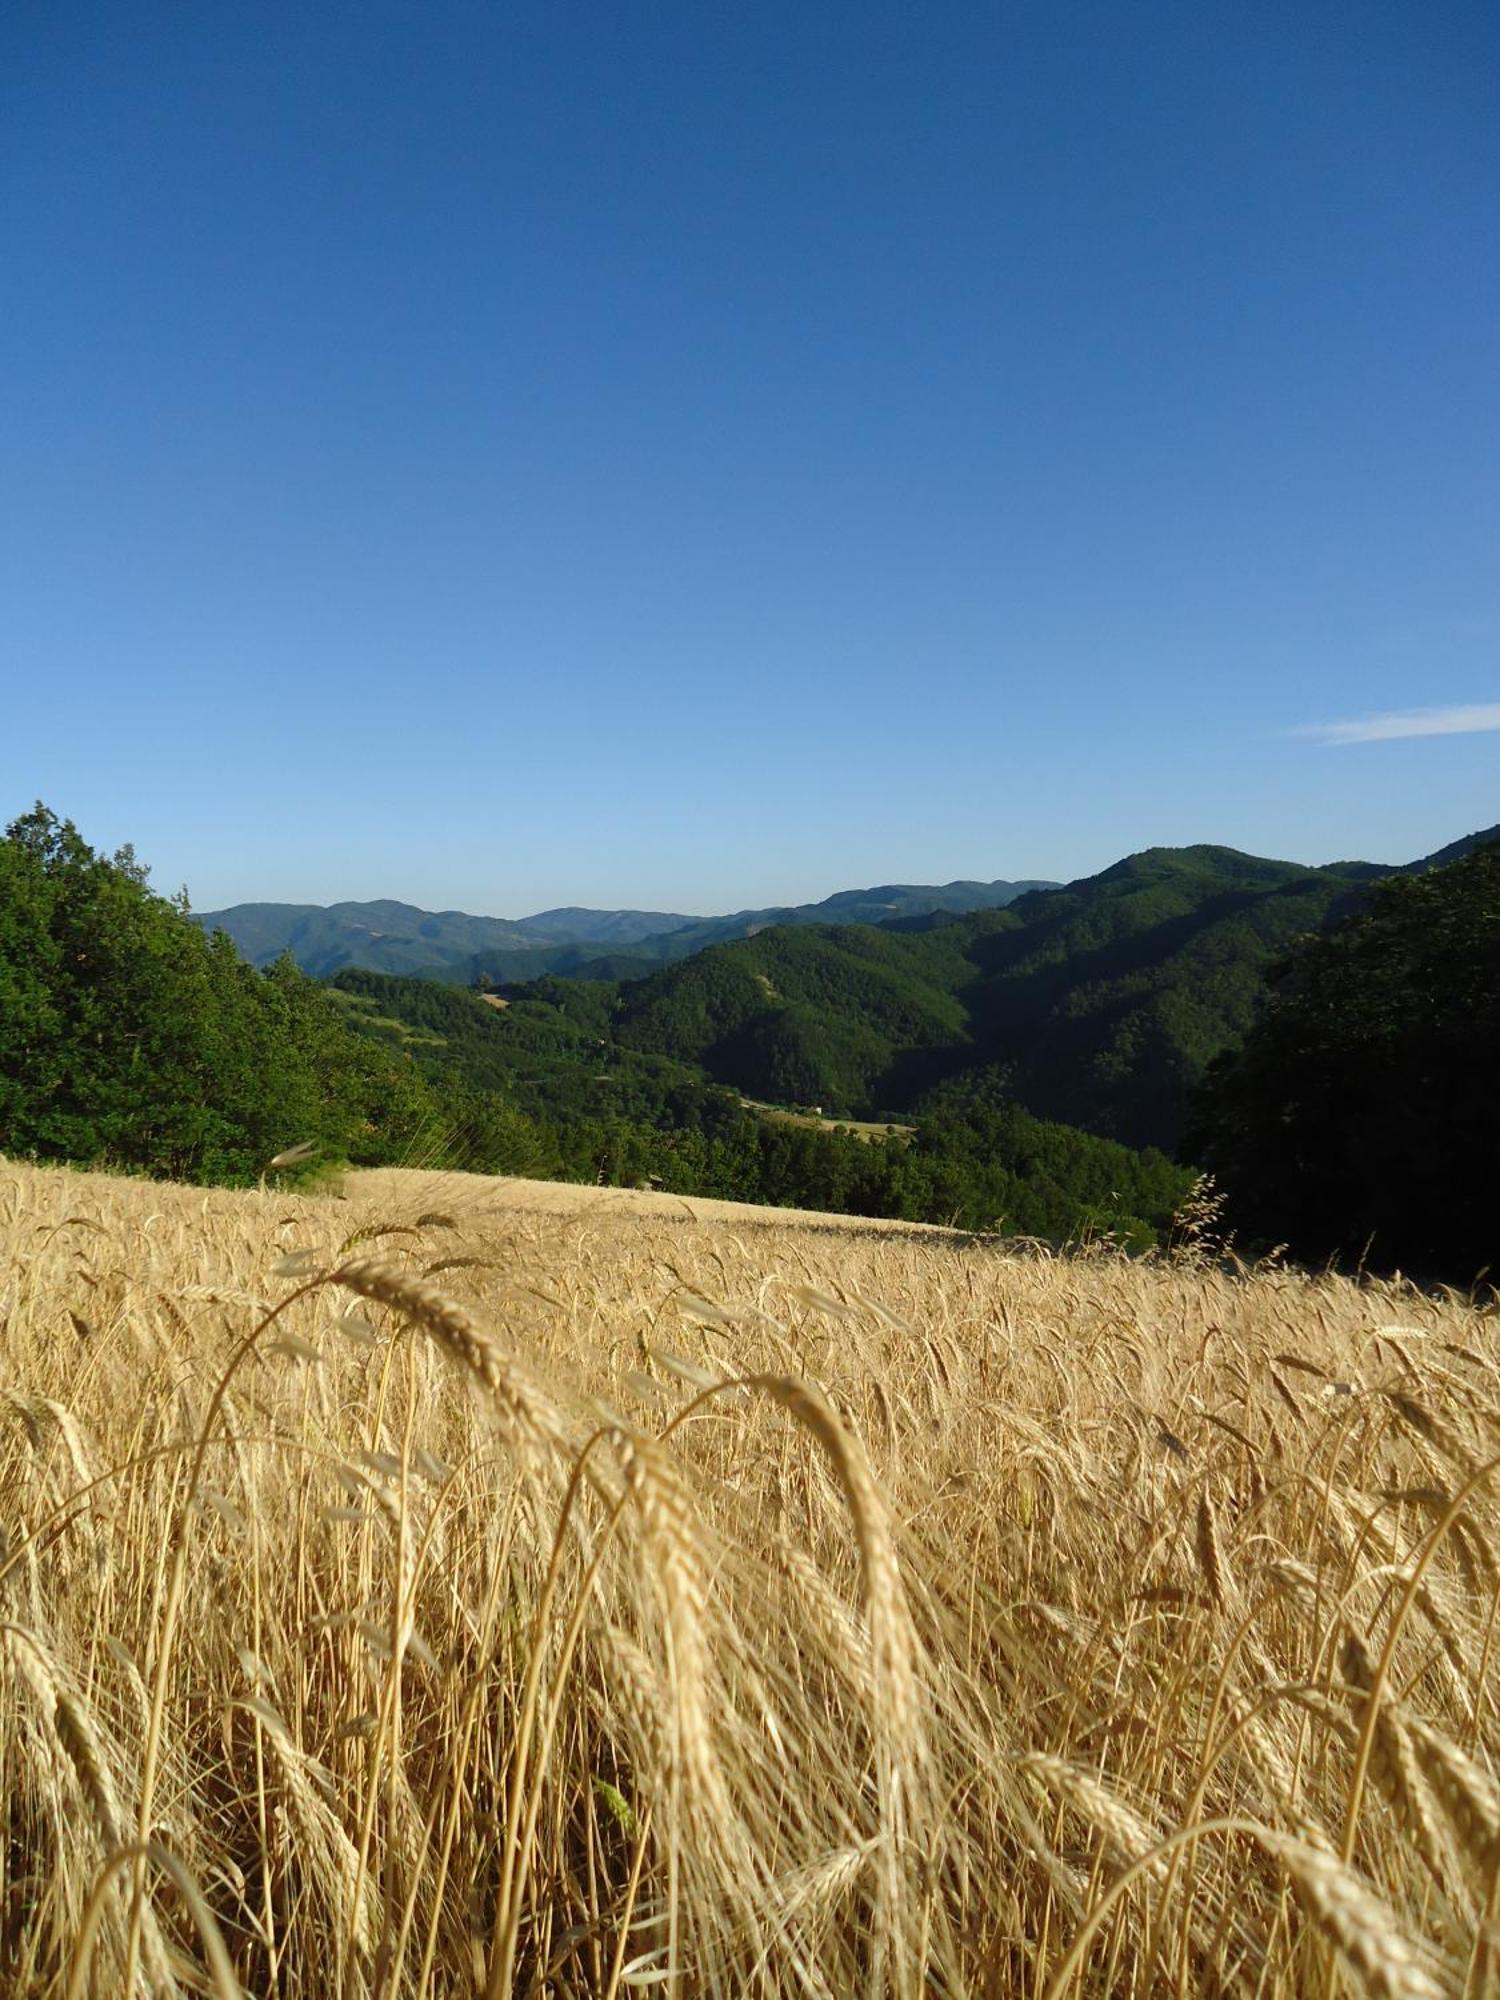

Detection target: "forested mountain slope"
[540, 875, 1056, 971]
[198, 828, 1492, 1155]
[598, 845, 1394, 1149]
[0, 811, 433, 1181]
[327, 966, 1193, 1245]
[1394, 818, 1500, 873]
[13, 801, 1492, 1267]
[0, 806, 1190, 1242]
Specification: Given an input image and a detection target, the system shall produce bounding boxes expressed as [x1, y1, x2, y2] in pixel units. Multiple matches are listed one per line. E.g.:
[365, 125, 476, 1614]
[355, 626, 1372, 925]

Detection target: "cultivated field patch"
[1, 1156, 1495, 1996]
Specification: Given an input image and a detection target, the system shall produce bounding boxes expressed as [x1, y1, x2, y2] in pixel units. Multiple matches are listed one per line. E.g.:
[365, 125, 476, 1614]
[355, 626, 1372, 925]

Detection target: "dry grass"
[1, 1154, 1497, 1997]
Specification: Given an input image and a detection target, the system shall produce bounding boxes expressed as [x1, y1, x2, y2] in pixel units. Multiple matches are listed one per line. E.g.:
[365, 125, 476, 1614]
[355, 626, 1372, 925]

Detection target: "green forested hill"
[611, 920, 984, 1108]
[600, 846, 1386, 1149]
[327, 967, 1192, 1245]
[214, 831, 1494, 1174]
[572, 875, 1055, 969]
[948, 846, 1387, 1146]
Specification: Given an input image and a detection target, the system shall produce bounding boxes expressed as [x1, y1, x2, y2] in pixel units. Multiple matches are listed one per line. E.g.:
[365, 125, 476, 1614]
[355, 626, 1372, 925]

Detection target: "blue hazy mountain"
[193, 878, 1056, 978]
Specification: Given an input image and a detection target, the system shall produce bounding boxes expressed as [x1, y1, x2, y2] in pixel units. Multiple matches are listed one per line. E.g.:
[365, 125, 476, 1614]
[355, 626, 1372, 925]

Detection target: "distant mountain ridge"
[512, 907, 700, 946]
[192, 899, 542, 978]
[1397, 822, 1500, 874]
[576, 824, 1499, 1153]
[193, 877, 1058, 978]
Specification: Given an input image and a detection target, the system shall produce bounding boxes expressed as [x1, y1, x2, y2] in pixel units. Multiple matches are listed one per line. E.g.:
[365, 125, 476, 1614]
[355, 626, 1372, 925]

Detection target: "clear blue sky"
[3, 1, 1495, 915]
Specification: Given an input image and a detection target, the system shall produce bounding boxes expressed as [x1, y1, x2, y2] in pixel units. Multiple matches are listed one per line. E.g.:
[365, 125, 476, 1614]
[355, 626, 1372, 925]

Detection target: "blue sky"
[2, 0, 1495, 915]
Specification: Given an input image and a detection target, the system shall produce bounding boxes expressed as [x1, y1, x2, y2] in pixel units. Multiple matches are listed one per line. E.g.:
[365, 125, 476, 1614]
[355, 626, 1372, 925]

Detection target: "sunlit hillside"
[2, 1158, 1496, 1997]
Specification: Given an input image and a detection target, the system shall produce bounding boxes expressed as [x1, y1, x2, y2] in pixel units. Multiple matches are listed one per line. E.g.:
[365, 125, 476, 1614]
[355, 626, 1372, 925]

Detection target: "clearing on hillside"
[735, 1098, 917, 1144]
[1, 1155, 1496, 1997]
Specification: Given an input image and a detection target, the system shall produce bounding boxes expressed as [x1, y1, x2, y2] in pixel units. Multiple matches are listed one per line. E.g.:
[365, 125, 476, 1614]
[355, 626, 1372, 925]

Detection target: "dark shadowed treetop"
[1186, 841, 1500, 1278]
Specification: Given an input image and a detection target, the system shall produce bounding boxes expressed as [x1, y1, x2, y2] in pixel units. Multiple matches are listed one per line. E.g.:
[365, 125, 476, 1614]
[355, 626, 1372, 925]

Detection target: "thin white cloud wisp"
[1299, 703, 1500, 746]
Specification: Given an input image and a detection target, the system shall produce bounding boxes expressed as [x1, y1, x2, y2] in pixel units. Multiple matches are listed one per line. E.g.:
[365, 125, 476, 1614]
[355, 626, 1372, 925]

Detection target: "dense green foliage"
[613, 921, 976, 1108]
[0, 809, 433, 1182]
[0, 816, 1192, 1243]
[599, 846, 1383, 1149]
[330, 970, 1193, 1243]
[904, 1071, 1192, 1249]
[1186, 843, 1500, 1279]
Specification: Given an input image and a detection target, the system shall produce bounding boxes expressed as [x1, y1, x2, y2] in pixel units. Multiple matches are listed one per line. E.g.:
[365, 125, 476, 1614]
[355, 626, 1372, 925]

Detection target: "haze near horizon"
[3, 1, 1495, 912]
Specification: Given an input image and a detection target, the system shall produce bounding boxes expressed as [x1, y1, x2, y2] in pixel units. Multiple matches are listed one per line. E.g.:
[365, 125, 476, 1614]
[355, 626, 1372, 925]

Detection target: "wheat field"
[0, 1157, 1496, 1997]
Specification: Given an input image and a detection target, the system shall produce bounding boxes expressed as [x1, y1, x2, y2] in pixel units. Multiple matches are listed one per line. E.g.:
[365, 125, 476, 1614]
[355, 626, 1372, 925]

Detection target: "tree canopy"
[0, 806, 432, 1182]
[1186, 842, 1500, 1279]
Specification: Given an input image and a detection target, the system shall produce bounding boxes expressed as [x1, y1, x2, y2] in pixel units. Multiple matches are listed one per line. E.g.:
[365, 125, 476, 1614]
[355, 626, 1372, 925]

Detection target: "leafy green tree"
[1186, 844, 1500, 1279]
[0, 807, 437, 1183]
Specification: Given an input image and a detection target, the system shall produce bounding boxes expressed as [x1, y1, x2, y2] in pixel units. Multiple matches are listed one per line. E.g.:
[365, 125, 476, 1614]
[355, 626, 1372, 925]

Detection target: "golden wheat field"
[1, 1157, 1497, 1998]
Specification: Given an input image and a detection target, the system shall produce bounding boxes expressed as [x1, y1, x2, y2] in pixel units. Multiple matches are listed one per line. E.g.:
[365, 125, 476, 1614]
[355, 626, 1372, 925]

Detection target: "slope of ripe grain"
[0, 1155, 1495, 1997]
[348, 1164, 954, 1230]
